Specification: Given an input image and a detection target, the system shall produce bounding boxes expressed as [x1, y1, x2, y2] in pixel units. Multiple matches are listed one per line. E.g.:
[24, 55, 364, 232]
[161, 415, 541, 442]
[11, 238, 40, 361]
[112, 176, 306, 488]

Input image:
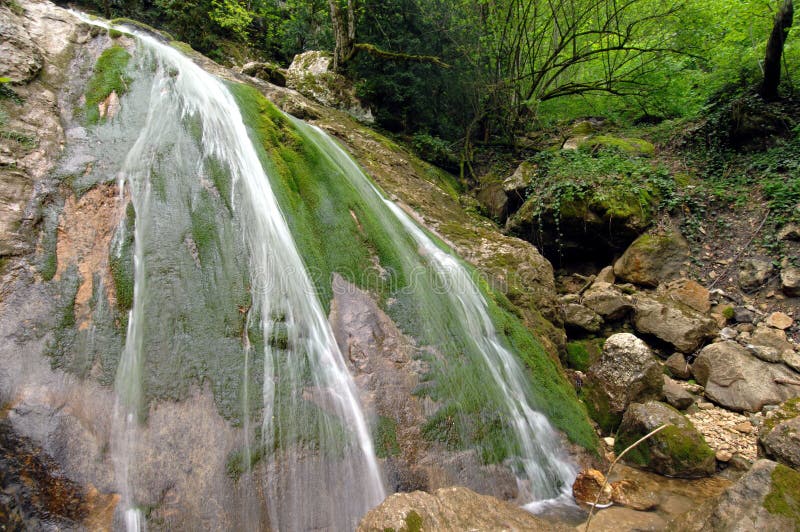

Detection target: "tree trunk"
[328, 0, 357, 71]
[761, 0, 794, 101]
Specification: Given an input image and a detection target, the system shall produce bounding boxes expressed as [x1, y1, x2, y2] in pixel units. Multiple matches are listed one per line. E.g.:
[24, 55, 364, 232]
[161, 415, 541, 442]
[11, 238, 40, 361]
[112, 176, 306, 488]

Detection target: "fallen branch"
[584, 424, 668, 532]
[775, 377, 800, 386]
[353, 43, 450, 68]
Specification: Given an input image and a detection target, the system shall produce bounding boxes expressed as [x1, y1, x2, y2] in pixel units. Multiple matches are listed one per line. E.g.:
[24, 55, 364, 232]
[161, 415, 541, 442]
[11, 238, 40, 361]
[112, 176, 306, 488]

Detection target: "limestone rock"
[668, 279, 711, 313]
[670, 459, 800, 532]
[0, 3, 43, 83]
[572, 469, 612, 507]
[356, 487, 570, 532]
[502, 161, 534, 213]
[614, 231, 689, 287]
[240, 61, 287, 86]
[477, 182, 508, 221]
[783, 350, 800, 372]
[738, 257, 775, 291]
[666, 352, 692, 380]
[758, 398, 800, 470]
[781, 267, 800, 297]
[582, 282, 634, 320]
[563, 303, 603, 333]
[633, 296, 718, 353]
[663, 376, 695, 410]
[615, 401, 716, 478]
[584, 506, 667, 531]
[749, 325, 795, 360]
[583, 333, 664, 432]
[765, 312, 793, 330]
[286, 51, 374, 123]
[692, 341, 800, 412]
[595, 266, 616, 285]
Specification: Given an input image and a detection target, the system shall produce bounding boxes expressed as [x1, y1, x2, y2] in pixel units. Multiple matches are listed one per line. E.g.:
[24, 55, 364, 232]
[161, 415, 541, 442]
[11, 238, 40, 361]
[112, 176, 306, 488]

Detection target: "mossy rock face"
[764, 463, 800, 529]
[84, 45, 131, 125]
[581, 135, 655, 157]
[615, 401, 716, 478]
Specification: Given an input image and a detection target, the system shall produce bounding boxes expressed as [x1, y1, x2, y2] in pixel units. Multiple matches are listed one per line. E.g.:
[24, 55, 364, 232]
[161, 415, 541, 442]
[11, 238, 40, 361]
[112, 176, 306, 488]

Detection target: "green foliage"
[411, 133, 459, 172]
[209, 0, 253, 40]
[84, 45, 132, 125]
[403, 511, 423, 532]
[108, 28, 123, 39]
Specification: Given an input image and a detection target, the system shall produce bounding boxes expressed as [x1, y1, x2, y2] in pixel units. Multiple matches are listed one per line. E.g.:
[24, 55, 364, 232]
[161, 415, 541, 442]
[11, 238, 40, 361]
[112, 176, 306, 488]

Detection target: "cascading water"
[77, 15, 385, 530]
[289, 121, 578, 507]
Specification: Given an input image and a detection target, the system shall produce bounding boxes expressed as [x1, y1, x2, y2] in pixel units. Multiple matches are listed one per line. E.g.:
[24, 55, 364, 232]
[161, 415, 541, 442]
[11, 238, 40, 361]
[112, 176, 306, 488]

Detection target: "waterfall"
[77, 15, 385, 530]
[291, 121, 578, 507]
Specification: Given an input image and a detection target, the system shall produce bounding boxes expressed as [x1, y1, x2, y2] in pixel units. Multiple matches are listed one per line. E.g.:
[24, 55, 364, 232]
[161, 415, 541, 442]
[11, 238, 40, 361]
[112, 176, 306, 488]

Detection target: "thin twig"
[583, 424, 668, 532]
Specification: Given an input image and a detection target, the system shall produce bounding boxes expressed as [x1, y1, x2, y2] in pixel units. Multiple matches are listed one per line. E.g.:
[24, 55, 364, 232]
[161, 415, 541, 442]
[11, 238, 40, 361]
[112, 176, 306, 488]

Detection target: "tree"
[761, 0, 794, 100]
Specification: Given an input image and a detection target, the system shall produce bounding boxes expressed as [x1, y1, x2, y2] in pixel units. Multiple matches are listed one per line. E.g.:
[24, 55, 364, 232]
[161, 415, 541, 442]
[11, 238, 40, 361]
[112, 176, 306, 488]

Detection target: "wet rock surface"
[357, 486, 571, 532]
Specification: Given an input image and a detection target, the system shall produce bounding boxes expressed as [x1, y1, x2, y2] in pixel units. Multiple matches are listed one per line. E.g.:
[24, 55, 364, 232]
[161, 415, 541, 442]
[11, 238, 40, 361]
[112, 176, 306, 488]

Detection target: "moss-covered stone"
[615, 401, 716, 478]
[565, 338, 603, 372]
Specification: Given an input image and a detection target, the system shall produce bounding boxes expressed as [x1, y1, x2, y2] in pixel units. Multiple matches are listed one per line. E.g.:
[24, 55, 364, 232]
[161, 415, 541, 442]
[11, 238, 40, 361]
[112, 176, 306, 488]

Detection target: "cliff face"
[0, 1, 590, 529]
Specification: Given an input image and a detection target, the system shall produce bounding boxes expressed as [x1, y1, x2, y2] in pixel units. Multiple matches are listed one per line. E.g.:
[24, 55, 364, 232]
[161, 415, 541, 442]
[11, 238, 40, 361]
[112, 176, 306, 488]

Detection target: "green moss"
[110, 18, 175, 41]
[44, 270, 80, 371]
[169, 40, 195, 55]
[403, 511, 423, 532]
[109, 202, 135, 313]
[764, 398, 800, 432]
[84, 45, 132, 125]
[190, 189, 220, 264]
[722, 305, 735, 320]
[580, 381, 621, 434]
[566, 339, 603, 372]
[764, 464, 800, 529]
[374, 416, 401, 458]
[615, 422, 715, 474]
[108, 28, 124, 39]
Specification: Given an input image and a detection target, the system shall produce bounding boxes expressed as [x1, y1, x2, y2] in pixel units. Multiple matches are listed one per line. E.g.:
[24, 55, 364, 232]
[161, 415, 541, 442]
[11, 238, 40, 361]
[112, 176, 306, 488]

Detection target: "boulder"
[579, 135, 655, 157]
[758, 398, 800, 470]
[615, 401, 716, 478]
[738, 257, 775, 291]
[665, 352, 692, 380]
[286, 51, 374, 123]
[610, 479, 659, 511]
[781, 267, 800, 297]
[749, 325, 795, 361]
[356, 487, 570, 532]
[669, 459, 800, 531]
[614, 231, 689, 287]
[582, 507, 667, 531]
[563, 303, 603, 333]
[595, 266, 616, 285]
[667, 279, 711, 313]
[633, 296, 718, 353]
[502, 161, 534, 213]
[476, 182, 508, 221]
[691, 341, 800, 412]
[240, 61, 287, 86]
[783, 350, 800, 373]
[583, 333, 664, 432]
[582, 282, 634, 320]
[663, 376, 695, 410]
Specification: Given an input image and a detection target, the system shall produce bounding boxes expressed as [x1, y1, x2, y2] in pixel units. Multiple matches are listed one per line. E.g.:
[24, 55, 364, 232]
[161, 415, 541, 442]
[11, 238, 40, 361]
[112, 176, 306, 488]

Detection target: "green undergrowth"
[764, 463, 800, 529]
[84, 45, 132, 125]
[374, 415, 401, 458]
[566, 338, 603, 372]
[230, 82, 597, 459]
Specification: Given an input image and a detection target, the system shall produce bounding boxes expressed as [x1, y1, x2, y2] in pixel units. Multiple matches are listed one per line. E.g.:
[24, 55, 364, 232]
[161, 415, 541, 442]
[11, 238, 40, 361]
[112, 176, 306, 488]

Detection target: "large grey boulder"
[692, 341, 800, 412]
[633, 296, 718, 353]
[669, 459, 800, 531]
[583, 333, 663, 432]
[563, 303, 603, 333]
[663, 376, 695, 410]
[615, 401, 716, 478]
[758, 398, 800, 470]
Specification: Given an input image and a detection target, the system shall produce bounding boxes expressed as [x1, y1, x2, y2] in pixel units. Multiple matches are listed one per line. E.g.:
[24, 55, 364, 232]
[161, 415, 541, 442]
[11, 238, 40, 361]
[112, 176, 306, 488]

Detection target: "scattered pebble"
[687, 406, 757, 462]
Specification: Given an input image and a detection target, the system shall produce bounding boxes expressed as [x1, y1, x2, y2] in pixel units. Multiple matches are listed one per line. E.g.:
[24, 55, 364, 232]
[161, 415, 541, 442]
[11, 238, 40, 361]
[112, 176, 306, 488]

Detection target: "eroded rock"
[663, 376, 695, 410]
[692, 341, 800, 412]
[781, 266, 800, 297]
[614, 231, 689, 287]
[738, 257, 775, 291]
[633, 296, 718, 353]
[758, 398, 800, 470]
[563, 303, 603, 333]
[582, 282, 634, 320]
